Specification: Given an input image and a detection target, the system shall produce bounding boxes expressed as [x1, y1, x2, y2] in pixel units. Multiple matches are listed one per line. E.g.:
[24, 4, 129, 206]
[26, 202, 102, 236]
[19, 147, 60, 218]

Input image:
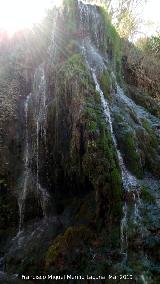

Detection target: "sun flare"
[0, 0, 61, 35]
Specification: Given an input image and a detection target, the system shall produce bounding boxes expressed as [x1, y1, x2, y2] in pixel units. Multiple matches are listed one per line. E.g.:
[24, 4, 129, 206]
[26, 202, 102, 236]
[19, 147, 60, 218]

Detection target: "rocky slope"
[0, 0, 160, 283]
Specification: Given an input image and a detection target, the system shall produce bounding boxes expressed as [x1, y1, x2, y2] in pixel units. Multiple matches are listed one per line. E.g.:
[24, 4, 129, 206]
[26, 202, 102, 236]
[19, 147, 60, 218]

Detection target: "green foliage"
[110, 168, 122, 215]
[141, 185, 155, 204]
[137, 35, 160, 58]
[142, 119, 158, 148]
[83, 96, 122, 219]
[126, 85, 160, 118]
[100, 70, 112, 98]
[108, 0, 146, 40]
[89, 120, 97, 132]
[57, 54, 91, 84]
[141, 119, 151, 132]
[99, 6, 121, 74]
[58, 53, 123, 221]
[64, 0, 76, 8]
[124, 135, 139, 171]
[114, 113, 124, 123]
[121, 131, 142, 178]
[111, 168, 121, 196]
[63, 0, 77, 34]
[116, 9, 139, 40]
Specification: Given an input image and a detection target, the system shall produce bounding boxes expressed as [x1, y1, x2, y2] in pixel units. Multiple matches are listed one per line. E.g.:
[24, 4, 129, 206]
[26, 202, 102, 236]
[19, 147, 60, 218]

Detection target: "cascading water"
[91, 69, 135, 258]
[120, 202, 128, 260]
[92, 69, 144, 259]
[18, 65, 49, 231]
[133, 192, 141, 225]
[115, 83, 143, 227]
[78, 0, 142, 260]
[34, 65, 49, 217]
[33, 65, 50, 217]
[18, 93, 31, 232]
[36, 120, 39, 192]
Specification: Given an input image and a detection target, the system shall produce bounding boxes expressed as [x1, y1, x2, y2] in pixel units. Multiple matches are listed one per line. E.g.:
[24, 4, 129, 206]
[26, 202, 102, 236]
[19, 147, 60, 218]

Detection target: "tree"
[88, 0, 148, 39]
[108, 0, 147, 39]
[137, 34, 160, 57]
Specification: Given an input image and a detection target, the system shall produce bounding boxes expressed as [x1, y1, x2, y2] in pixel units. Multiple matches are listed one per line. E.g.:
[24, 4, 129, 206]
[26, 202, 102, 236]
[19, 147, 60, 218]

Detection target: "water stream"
[18, 65, 49, 231]
[34, 65, 49, 216]
[91, 69, 139, 258]
[78, 0, 142, 259]
[18, 93, 31, 232]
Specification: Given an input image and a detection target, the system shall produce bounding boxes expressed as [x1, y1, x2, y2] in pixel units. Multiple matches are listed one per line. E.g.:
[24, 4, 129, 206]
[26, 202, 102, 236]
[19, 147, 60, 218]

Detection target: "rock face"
[0, 0, 160, 282]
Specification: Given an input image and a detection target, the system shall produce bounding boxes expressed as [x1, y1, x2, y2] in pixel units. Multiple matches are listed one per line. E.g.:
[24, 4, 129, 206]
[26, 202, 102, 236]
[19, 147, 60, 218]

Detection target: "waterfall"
[36, 120, 39, 192]
[115, 83, 142, 230]
[78, 0, 142, 260]
[34, 66, 46, 194]
[34, 65, 49, 217]
[90, 70, 135, 258]
[18, 65, 49, 231]
[78, 0, 103, 50]
[18, 93, 31, 231]
[120, 202, 128, 259]
[91, 69, 144, 260]
[133, 192, 141, 225]
[90, 69, 138, 189]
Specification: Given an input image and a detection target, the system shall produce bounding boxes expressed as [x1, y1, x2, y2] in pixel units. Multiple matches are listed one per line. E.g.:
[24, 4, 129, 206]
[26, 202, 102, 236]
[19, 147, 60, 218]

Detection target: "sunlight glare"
[0, 0, 62, 35]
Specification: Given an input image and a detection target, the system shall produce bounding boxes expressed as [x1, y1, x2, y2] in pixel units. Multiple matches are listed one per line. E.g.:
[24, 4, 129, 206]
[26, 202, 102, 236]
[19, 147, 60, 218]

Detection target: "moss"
[110, 168, 122, 216]
[64, 0, 76, 9]
[87, 120, 97, 132]
[63, 0, 77, 34]
[114, 113, 124, 124]
[83, 97, 122, 221]
[121, 131, 143, 178]
[83, 103, 118, 176]
[75, 192, 96, 222]
[55, 52, 96, 177]
[142, 119, 151, 132]
[136, 124, 160, 177]
[66, 39, 79, 55]
[126, 85, 160, 117]
[100, 70, 112, 99]
[63, 225, 92, 245]
[53, 5, 122, 218]
[141, 185, 156, 204]
[45, 225, 93, 268]
[57, 53, 92, 88]
[85, 107, 98, 132]
[54, 45, 122, 223]
[142, 119, 158, 148]
[98, 122, 112, 156]
[99, 6, 121, 77]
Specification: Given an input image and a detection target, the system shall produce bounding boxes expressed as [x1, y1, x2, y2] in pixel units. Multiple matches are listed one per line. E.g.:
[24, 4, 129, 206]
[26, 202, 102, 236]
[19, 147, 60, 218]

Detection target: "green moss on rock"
[100, 70, 112, 99]
[141, 185, 156, 204]
[136, 121, 160, 177]
[45, 225, 93, 268]
[75, 192, 96, 222]
[51, 49, 122, 225]
[123, 132, 142, 178]
[115, 124, 143, 179]
[99, 6, 121, 76]
[83, 97, 122, 221]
